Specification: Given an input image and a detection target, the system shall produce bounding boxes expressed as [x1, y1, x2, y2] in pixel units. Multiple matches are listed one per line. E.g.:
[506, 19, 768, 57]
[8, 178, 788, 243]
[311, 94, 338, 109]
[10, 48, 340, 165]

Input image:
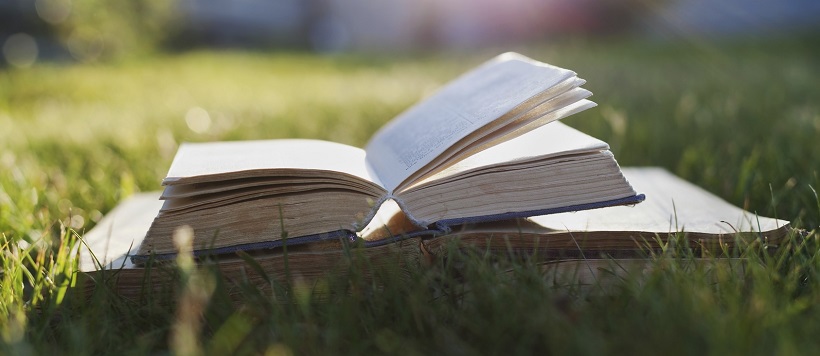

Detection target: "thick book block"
[135, 53, 644, 259]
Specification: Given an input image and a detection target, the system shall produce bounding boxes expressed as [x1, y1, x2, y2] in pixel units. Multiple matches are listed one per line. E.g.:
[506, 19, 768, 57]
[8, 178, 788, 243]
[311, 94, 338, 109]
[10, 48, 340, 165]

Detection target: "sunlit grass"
[1, 37, 819, 353]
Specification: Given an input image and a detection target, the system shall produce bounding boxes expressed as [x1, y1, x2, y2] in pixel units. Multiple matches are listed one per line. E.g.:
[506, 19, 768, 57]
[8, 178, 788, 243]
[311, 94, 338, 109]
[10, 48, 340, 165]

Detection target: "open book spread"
[135, 52, 646, 260]
[78, 168, 790, 300]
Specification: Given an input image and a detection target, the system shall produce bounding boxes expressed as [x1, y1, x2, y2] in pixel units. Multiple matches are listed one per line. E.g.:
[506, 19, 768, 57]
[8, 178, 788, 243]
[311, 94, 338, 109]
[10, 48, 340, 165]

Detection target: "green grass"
[1, 37, 819, 354]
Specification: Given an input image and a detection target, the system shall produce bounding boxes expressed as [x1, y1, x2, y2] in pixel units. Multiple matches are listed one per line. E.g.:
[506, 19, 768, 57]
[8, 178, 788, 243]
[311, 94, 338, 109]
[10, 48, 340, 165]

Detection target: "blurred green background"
[1, 0, 818, 238]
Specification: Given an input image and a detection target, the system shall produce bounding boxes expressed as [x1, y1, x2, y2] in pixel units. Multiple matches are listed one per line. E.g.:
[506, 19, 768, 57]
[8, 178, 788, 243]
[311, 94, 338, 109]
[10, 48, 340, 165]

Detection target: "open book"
[136, 53, 644, 260]
[79, 168, 790, 300]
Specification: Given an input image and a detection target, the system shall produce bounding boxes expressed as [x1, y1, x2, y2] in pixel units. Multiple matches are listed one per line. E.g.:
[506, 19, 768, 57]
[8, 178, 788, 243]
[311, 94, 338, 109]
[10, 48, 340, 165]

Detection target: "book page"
[365, 53, 577, 192]
[401, 121, 609, 192]
[78, 192, 163, 271]
[395, 96, 596, 192]
[529, 168, 789, 235]
[164, 139, 382, 190]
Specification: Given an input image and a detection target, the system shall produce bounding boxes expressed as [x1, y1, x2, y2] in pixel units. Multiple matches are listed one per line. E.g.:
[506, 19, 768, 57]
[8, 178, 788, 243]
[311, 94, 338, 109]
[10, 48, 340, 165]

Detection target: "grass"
[1, 36, 819, 354]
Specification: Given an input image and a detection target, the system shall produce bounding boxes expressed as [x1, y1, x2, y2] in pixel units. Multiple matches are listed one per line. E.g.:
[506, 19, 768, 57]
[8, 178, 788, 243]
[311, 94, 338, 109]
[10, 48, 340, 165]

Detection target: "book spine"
[351, 194, 394, 231]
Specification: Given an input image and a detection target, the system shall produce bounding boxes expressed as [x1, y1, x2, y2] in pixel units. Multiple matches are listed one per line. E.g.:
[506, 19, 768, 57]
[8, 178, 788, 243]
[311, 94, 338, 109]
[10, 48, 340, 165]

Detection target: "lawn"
[1, 37, 819, 354]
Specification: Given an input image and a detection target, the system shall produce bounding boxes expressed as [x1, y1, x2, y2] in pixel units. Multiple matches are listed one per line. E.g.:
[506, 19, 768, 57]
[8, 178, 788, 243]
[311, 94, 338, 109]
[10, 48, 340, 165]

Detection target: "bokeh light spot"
[3, 33, 39, 68]
[67, 30, 104, 62]
[70, 215, 85, 229]
[35, 0, 72, 25]
[185, 107, 212, 134]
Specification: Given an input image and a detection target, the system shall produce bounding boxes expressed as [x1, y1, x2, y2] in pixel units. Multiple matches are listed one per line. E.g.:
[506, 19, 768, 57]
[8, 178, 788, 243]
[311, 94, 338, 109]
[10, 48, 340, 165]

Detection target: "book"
[78, 168, 790, 300]
[136, 52, 645, 260]
[420, 167, 790, 259]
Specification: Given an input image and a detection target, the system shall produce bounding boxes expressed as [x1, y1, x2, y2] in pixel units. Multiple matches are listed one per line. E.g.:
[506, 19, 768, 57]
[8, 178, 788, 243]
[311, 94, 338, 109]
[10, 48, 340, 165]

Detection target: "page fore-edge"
[129, 193, 645, 264]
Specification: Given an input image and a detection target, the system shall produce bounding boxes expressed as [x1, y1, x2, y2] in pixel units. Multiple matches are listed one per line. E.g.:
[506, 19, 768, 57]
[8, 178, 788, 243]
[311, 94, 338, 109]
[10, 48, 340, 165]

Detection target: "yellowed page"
[398, 99, 598, 191]
[365, 52, 578, 192]
[163, 139, 382, 190]
[403, 121, 609, 192]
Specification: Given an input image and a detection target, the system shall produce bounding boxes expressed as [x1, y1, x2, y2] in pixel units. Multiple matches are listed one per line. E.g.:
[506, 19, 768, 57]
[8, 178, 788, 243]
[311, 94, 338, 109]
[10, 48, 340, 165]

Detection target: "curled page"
[365, 53, 577, 192]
